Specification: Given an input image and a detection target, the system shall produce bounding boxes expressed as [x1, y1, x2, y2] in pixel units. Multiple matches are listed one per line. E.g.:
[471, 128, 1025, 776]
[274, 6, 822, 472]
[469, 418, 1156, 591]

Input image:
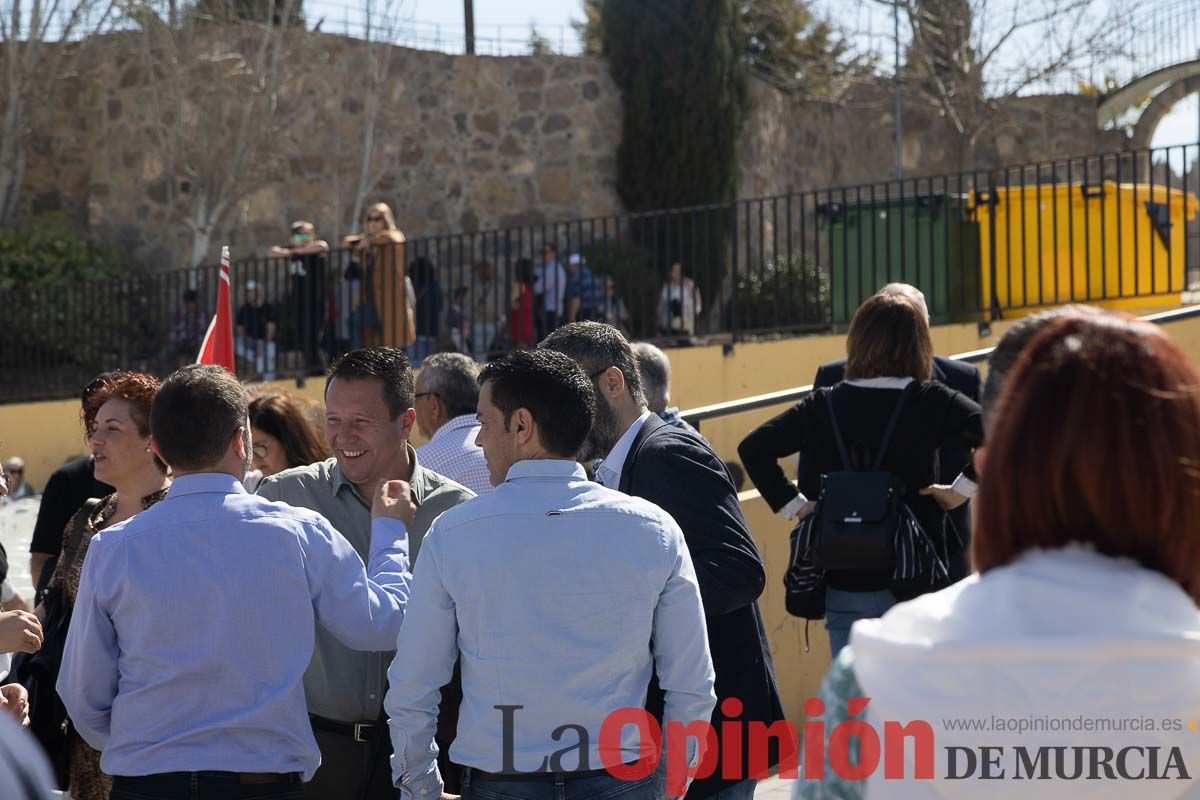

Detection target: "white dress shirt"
[595, 410, 653, 488]
[415, 415, 493, 496]
[385, 459, 716, 799]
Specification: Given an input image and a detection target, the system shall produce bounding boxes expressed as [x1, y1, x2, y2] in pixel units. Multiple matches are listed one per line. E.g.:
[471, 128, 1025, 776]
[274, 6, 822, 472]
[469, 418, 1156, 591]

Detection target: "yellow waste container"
[973, 182, 1198, 314]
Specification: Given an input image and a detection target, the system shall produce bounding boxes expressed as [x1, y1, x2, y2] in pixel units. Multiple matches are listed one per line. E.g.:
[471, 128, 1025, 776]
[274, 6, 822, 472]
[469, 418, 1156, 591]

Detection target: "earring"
[145, 445, 152, 453]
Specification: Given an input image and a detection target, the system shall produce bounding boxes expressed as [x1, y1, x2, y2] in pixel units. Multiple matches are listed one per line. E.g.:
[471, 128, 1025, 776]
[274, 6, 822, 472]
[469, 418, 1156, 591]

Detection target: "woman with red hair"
[799, 311, 1200, 798]
[50, 371, 170, 800]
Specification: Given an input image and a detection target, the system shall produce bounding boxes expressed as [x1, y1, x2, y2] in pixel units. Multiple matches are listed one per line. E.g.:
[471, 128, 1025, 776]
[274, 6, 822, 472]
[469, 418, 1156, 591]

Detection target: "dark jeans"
[463, 768, 658, 800]
[110, 772, 303, 800]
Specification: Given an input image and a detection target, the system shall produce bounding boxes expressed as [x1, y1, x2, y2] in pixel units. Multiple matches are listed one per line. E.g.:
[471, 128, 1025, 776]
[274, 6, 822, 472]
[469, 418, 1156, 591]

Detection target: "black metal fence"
[4, 141, 1200, 404]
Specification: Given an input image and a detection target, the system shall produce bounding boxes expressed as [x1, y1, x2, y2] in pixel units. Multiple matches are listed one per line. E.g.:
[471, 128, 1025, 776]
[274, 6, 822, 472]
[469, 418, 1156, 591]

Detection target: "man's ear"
[232, 426, 250, 462]
[150, 438, 169, 468]
[513, 408, 537, 448]
[398, 408, 417, 440]
[598, 367, 627, 400]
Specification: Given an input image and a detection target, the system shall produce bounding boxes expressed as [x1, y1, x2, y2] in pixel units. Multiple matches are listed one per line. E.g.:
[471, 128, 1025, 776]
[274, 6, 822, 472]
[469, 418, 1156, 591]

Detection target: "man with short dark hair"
[414, 353, 491, 495]
[386, 349, 715, 800]
[541, 322, 786, 800]
[257, 346, 475, 800]
[58, 364, 416, 800]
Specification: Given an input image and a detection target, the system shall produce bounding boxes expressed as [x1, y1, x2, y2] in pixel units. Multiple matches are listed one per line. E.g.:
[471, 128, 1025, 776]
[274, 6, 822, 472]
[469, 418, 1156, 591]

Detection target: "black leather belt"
[470, 764, 634, 782]
[310, 713, 379, 744]
[114, 772, 301, 785]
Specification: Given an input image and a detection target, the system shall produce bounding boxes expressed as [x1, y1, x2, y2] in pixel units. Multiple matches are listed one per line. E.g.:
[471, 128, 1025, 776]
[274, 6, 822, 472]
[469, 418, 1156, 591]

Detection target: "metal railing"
[5, 141, 1200, 403]
[680, 303, 1200, 432]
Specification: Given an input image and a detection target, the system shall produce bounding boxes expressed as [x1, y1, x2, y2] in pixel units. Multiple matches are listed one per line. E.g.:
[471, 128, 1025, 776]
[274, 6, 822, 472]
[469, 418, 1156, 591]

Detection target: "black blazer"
[620, 416, 786, 798]
[813, 356, 981, 580]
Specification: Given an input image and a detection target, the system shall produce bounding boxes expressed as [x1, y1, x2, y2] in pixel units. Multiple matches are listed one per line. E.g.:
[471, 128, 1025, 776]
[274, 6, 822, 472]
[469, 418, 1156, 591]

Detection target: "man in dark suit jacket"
[542, 323, 787, 800]
[812, 285, 981, 580]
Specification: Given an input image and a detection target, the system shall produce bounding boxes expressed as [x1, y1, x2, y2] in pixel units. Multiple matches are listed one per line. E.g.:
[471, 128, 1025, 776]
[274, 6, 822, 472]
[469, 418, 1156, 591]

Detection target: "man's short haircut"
[151, 365, 248, 471]
[982, 305, 1103, 427]
[538, 321, 648, 407]
[544, 241, 558, 256]
[420, 353, 480, 418]
[478, 350, 595, 458]
[631, 342, 671, 413]
[327, 347, 415, 419]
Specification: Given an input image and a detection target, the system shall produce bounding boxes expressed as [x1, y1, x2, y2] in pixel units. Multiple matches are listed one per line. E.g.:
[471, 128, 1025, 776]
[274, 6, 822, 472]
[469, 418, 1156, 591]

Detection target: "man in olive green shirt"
[259, 347, 474, 800]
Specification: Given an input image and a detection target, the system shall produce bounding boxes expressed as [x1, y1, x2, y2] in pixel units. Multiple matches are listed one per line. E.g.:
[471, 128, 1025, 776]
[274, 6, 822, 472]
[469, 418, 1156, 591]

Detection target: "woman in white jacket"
[798, 311, 1200, 800]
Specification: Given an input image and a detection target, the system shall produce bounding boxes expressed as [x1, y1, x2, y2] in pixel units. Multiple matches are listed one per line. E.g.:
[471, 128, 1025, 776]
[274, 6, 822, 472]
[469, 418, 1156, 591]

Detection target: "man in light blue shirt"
[386, 349, 716, 800]
[58, 364, 417, 800]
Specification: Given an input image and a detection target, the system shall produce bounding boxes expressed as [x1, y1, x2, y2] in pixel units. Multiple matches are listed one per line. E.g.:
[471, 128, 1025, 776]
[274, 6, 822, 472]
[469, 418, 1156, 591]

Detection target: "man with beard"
[540, 323, 788, 800]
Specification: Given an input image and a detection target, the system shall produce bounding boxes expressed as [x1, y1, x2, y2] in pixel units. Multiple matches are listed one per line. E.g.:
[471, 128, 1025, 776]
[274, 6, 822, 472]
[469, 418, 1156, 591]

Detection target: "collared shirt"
[532, 261, 567, 312]
[596, 410, 653, 488]
[415, 415, 493, 496]
[257, 449, 475, 722]
[57, 473, 412, 780]
[385, 459, 716, 799]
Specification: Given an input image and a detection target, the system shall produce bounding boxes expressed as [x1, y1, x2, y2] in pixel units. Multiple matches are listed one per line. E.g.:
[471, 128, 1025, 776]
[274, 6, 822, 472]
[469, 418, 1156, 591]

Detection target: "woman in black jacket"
[738, 292, 983, 656]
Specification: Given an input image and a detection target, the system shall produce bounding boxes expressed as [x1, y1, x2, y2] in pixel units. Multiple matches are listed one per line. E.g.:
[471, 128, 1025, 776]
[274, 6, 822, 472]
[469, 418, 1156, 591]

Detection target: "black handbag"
[813, 385, 914, 572]
[10, 498, 100, 789]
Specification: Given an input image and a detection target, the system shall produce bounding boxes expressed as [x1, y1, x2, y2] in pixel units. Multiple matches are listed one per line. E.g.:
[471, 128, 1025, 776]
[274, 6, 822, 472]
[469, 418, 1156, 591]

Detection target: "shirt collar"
[600, 410, 654, 482]
[844, 376, 914, 389]
[430, 414, 480, 442]
[332, 443, 431, 505]
[165, 473, 248, 499]
[504, 459, 587, 483]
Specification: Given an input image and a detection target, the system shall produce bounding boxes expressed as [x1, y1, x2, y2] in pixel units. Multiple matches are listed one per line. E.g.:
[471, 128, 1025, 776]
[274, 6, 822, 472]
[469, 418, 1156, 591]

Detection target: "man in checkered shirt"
[414, 353, 493, 495]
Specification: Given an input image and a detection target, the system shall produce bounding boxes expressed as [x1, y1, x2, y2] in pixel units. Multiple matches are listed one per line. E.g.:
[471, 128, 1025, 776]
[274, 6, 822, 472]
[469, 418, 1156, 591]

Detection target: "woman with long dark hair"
[248, 393, 331, 479]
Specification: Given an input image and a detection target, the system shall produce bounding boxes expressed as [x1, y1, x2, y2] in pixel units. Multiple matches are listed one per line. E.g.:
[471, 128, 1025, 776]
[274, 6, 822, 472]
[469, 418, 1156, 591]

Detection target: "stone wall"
[13, 31, 1128, 271]
[19, 31, 623, 269]
[739, 80, 1127, 199]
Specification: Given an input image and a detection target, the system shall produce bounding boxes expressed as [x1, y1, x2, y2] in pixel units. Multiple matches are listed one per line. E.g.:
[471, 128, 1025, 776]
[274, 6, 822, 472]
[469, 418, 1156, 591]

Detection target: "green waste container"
[818, 194, 982, 325]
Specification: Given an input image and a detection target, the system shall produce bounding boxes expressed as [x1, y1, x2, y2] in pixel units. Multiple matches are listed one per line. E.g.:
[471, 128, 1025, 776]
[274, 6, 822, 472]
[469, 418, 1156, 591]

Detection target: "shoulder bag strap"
[822, 388, 853, 471]
[62, 498, 103, 570]
[871, 383, 918, 471]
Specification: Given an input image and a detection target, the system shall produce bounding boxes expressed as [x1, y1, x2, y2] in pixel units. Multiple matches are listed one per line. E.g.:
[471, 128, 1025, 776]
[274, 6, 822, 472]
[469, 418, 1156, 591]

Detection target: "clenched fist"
[372, 480, 417, 527]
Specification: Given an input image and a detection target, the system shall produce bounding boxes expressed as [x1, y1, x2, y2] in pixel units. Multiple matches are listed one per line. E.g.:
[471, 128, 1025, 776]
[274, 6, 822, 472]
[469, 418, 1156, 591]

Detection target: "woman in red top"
[509, 257, 536, 348]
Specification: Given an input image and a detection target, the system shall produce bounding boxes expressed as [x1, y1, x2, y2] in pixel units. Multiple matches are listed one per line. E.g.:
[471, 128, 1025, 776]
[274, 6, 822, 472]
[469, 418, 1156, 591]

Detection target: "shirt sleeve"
[653, 522, 718, 796]
[385, 529, 458, 798]
[57, 540, 120, 751]
[303, 516, 413, 652]
[737, 400, 811, 513]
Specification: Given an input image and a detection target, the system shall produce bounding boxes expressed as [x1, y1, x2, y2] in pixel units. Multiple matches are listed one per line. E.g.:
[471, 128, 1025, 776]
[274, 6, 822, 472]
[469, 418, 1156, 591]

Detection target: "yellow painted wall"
[741, 490, 830, 720]
[4, 307, 1198, 492]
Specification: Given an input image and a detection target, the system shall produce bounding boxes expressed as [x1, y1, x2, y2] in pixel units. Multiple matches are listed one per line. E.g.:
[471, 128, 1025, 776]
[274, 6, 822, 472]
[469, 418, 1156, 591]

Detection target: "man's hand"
[373, 480, 417, 527]
[0, 610, 43, 653]
[919, 484, 969, 511]
[440, 794, 460, 800]
[793, 500, 817, 522]
[0, 684, 29, 727]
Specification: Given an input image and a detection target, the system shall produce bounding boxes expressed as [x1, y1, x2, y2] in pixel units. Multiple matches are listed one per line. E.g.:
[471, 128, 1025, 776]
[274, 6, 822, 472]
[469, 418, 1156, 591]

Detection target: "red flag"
[196, 246, 236, 373]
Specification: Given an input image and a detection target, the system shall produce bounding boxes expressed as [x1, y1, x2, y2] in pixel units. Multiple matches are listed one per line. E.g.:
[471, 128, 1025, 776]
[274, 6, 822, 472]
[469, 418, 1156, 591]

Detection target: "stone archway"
[1129, 73, 1200, 150]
